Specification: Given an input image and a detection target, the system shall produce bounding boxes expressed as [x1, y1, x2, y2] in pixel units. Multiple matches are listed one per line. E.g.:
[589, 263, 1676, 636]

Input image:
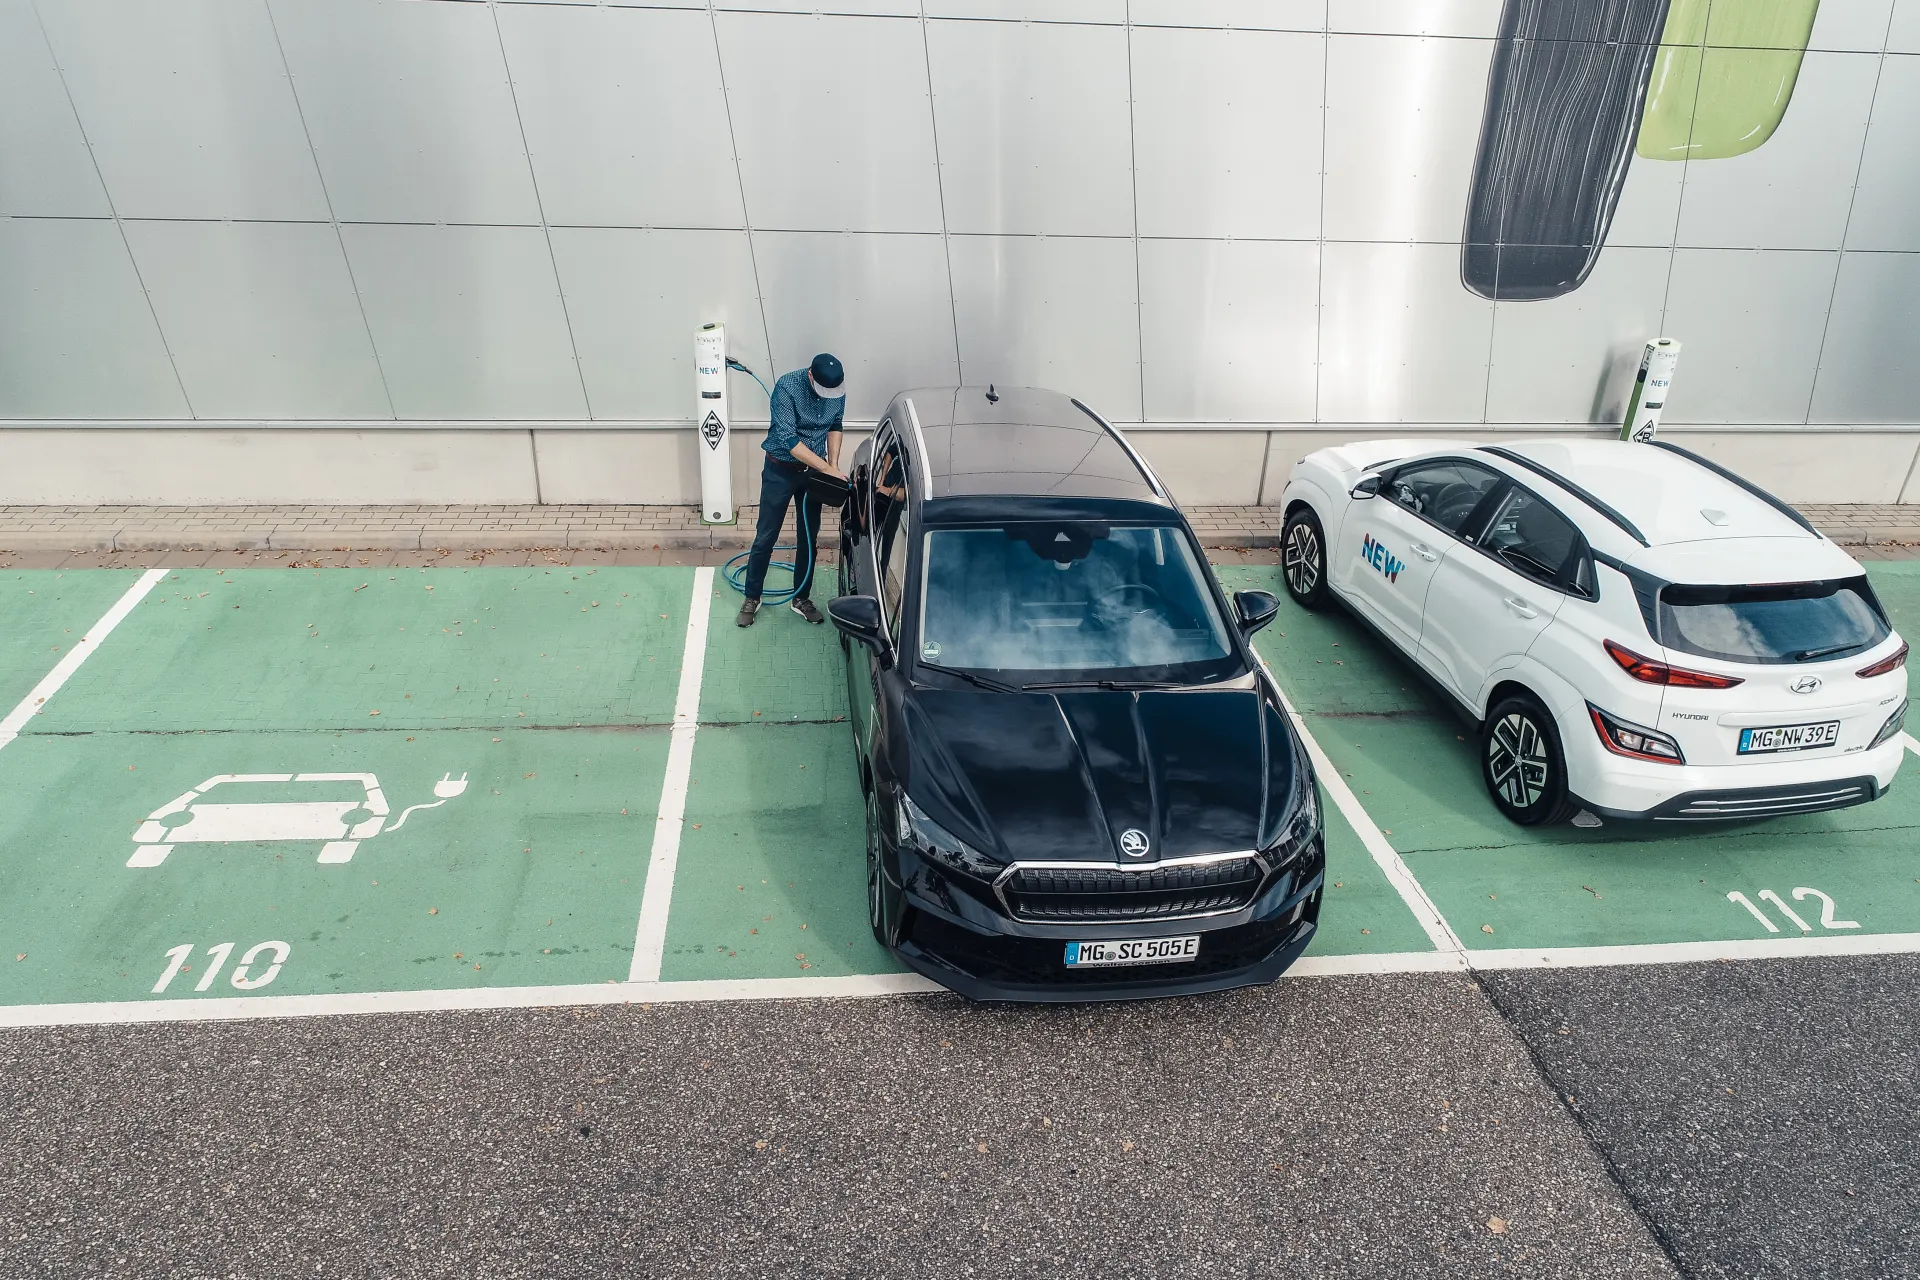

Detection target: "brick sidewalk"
[0, 502, 1911, 559]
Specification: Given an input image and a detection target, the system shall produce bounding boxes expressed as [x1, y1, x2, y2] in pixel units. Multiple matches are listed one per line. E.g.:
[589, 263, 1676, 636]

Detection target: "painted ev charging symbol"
[127, 771, 468, 868]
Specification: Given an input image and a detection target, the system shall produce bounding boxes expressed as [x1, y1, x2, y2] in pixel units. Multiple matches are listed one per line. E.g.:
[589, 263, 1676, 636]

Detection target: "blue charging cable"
[720, 356, 800, 603]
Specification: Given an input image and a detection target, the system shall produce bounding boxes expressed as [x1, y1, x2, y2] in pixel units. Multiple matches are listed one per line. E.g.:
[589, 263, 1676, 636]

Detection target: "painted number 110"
[151, 941, 292, 994]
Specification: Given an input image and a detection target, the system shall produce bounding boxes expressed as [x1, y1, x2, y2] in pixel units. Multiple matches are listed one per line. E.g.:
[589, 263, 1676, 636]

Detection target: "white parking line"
[8, 933, 1920, 1028]
[1254, 653, 1468, 959]
[0, 568, 167, 754]
[628, 567, 716, 983]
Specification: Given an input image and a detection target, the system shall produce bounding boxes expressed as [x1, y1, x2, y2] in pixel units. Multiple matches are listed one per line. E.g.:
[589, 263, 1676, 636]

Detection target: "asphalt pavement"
[4, 972, 1674, 1280]
[7, 958, 1916, 1278]
[1485, 954, 1920, 1280]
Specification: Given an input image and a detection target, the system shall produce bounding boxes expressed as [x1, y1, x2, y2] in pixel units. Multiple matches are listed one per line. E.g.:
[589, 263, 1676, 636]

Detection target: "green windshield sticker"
[1638, 0, 1820, 161]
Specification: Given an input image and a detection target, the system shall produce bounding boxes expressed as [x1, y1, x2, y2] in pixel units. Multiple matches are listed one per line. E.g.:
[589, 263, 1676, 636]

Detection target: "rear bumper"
[890, 852, 1325, 1003]
[1571, 735, 1906, 821]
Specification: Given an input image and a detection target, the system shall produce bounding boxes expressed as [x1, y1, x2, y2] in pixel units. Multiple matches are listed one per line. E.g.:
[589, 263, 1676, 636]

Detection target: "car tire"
[865, 789, 900, 948]
[1482, 693, 1576, 826]
[1281, 508, 1330, 609]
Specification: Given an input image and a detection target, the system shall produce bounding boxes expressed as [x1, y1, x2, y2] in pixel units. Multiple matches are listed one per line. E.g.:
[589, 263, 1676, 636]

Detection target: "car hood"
[900, 687, 1298, 864]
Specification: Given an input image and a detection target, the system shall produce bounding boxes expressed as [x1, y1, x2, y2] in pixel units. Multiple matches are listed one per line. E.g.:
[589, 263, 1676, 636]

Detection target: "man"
[737, 353, 845, 627]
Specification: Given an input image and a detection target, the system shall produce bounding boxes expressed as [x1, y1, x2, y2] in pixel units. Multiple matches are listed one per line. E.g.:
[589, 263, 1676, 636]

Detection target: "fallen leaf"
[14, 953, 24, 962]
[1481, 924, 1494, 934]
[1121, 1140, 1135, 1152]
[1487, 1217, 1508, 1235]
[368, 709, 381, 716]
[428, 907, 439, 915]
[976, 1142, 989, 1153]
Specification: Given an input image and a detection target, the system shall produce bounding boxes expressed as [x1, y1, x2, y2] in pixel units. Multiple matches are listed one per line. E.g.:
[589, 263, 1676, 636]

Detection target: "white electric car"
[1279, 438, 1908, 825]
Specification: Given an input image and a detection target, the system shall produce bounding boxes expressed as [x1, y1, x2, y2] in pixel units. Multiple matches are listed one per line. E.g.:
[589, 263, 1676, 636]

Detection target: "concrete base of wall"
[4, 423, 1913, 507]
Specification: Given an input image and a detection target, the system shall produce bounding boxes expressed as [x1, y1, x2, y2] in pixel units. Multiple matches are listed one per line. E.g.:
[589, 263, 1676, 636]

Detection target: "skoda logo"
[1118, 829, 1150, 858]
[1789, 674, 1822, 695]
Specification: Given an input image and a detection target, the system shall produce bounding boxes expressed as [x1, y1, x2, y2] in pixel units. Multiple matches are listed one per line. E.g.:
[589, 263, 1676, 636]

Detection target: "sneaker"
[789, 597, 824, 625]
[736, 598, 760, 628]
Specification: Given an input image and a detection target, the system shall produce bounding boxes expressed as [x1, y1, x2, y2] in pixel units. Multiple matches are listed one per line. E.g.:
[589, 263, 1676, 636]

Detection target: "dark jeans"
[743, 455, 823, 601]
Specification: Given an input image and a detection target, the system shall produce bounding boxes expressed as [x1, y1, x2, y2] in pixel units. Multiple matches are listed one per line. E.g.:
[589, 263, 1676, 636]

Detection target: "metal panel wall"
[4, 0, 1918, 457]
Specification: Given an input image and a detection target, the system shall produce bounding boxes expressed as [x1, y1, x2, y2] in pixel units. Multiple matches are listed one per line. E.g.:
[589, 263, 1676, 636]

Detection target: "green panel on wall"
[1638, 0, 1820, 161]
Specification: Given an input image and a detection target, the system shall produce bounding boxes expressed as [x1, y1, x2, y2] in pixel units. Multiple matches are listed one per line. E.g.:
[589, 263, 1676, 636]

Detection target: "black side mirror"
[1233, 590, 1281, 636]
[1350, 474, 1383, 500]
[828, 594, 888, 653]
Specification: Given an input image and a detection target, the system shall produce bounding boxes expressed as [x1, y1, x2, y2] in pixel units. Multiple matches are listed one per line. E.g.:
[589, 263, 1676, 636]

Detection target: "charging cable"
[719, 356, 799, 602]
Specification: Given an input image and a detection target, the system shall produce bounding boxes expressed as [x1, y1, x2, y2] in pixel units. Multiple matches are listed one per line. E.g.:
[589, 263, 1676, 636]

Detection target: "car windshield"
[1658, 577, 1891, 665]
[916, 523, 1237, 681]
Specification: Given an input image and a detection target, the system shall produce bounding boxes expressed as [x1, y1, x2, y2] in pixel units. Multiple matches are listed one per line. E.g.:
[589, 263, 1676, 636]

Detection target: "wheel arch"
[1482, 657, 1600, 798]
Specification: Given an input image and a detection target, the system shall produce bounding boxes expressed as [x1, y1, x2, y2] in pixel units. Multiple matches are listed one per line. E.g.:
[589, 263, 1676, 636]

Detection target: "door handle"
[1410, 543, 1439, 561]
[1503, 596, 1538, 619]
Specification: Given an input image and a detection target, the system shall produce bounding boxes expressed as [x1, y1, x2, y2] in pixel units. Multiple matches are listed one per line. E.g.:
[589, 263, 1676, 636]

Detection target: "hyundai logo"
[1118, 829, 1150, 858]
[1789, 674, 1822, 695]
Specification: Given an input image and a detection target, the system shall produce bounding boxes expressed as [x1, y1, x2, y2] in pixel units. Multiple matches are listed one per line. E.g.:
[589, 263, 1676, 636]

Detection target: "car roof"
[890, 386, 1167, 504]
[1491, 439, 1806, 546]
[1346, 436, 1864, 582]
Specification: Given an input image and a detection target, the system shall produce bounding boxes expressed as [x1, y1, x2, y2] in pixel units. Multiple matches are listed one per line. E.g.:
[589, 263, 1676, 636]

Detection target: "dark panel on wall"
[1463, 0, 1672, 302]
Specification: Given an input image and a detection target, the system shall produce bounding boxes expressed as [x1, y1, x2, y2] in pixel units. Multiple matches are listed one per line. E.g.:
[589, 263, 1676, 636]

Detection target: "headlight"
[898, 792, 1002, 880]
[1263, 753, 1321, 862]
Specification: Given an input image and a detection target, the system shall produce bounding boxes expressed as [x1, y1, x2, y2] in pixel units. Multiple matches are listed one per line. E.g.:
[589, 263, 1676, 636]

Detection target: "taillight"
[1604, 640, 1744, 689]
[1588, 703, 1686, 764]
[1858, 641, 1909, 679]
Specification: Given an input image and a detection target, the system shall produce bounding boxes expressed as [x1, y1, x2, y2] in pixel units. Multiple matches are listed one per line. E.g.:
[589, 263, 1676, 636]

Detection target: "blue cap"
[809, 353, 844, 389]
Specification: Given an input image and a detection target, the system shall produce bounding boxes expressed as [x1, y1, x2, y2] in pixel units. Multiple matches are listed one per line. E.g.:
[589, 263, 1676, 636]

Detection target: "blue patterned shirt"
[762, 369, 845, 464]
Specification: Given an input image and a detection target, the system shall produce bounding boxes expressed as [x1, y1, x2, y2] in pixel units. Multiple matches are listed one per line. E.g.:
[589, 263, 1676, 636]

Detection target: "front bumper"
[1572, 735, 1906, 821]
[889, 842, 1326, 1003]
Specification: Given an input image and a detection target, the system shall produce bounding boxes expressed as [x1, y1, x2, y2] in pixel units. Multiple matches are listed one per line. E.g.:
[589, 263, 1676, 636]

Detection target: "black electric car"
[829, 386, 1325, 1001]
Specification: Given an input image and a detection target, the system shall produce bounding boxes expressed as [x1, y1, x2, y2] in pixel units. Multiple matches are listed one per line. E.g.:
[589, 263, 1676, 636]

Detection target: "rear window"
[1658, 578, 1890, 666]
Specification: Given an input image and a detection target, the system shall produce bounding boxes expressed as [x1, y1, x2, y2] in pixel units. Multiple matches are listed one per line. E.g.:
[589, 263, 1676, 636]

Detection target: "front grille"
[1653, 776, 1879, 821]
[999, 857, 1266, 923]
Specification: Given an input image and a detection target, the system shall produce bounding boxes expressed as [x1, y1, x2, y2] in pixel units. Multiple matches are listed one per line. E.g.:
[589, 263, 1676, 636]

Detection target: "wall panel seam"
[918, 2, 964, 384]
[1124, 3, 1145, 421]
[263, 0, 398, 420]
[489, 0, 595, 419]
[29, 0, 195, 419]
[1805, 11, 1899, 426]
[706, 3, 778, 403]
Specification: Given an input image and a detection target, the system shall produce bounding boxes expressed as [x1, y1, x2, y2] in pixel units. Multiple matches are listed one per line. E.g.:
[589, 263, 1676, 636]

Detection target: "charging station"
[1621, 338, 1681, 443]
[695, 324, 735, 525]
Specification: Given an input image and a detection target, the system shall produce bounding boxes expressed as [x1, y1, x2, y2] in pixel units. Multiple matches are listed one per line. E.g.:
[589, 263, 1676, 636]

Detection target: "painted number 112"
[151, 940, 292, 994]
[1727, 888, 1859, 934]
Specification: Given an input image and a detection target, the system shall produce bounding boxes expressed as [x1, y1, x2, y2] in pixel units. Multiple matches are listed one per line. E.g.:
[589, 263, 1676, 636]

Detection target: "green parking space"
[1, 566, 699, 1010]
[665, 576, 1437, 979]
[37, 566, 691, 732]
[0, 728, 667, 1004]
[1222, 562, 1920, 953]
[0, 570, 141, 711]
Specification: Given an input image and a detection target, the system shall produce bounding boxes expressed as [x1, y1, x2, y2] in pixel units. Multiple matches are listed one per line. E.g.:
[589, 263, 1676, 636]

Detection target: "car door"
[1334, 458, 1504, 660]
[849, 430, 911, 767]
[1419, 482, 1582, 707]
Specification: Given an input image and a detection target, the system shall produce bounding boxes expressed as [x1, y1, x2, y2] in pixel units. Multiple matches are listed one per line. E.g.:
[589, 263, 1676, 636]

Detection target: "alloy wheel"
[1284, 522, 1320, 596]
[1487, 711, 1550, 809]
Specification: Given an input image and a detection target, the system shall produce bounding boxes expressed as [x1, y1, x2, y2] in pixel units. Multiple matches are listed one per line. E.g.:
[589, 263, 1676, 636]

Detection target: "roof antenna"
[985, 384, 998, 404]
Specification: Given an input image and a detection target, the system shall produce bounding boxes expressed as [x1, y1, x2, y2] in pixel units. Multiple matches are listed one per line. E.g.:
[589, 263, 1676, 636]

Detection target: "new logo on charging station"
[1359, 533, 1404, 584]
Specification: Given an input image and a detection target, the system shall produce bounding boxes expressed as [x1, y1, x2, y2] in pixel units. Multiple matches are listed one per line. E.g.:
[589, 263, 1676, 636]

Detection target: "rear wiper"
[1021, 679, 1183, 692]
[917, 661, 1020, 694]
[1793, 642, 1864, 662]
